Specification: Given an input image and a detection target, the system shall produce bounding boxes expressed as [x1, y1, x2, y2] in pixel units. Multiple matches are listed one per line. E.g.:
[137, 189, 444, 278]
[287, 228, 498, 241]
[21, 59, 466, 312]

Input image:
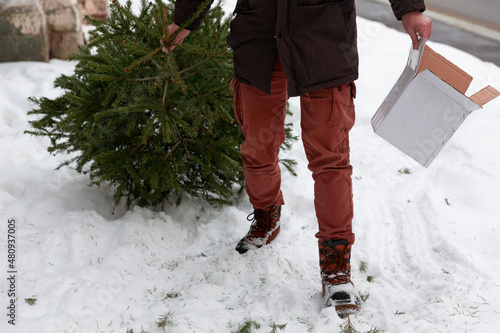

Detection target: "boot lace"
[320, 246, 352, 285]
[245, 207, 277, 238]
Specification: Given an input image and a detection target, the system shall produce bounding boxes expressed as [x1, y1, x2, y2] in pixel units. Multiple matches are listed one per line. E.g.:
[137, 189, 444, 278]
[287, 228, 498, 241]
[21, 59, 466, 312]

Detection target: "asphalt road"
[425, 0, 500, 32]
[356, 0, 500, 66]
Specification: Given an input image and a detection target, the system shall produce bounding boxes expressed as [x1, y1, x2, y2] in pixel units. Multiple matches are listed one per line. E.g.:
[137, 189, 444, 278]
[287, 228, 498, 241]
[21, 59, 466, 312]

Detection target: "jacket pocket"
[228, 0, 261, 50]
[234, 0, 261, 12]
[327, 82, 356, 130]
[297, 0, 350, 6]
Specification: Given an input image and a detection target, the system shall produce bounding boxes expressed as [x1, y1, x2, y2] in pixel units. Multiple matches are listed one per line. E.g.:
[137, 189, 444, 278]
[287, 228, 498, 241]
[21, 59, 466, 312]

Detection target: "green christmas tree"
[27, 0, 297, 208]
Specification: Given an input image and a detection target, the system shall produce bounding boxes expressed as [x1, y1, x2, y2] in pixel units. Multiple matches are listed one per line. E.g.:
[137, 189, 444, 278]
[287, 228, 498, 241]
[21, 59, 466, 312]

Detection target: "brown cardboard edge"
[418, 45, 473, 95]
[470, 86, 500, 107]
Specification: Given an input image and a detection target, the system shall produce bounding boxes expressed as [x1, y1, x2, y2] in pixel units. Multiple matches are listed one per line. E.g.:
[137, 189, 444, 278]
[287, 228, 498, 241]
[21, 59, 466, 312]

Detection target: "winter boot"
[319, 239, 361, 318]
[235, 205, 281, 254]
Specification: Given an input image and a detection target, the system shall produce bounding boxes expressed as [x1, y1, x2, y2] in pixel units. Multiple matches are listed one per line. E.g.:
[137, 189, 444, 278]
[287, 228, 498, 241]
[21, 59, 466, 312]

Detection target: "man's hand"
[402, 10, 433, 49]
[161, 23, 191, 53]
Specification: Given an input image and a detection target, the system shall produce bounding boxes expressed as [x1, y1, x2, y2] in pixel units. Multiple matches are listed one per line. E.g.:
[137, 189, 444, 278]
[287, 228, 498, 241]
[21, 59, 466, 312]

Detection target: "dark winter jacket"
[173, 0, 426, 97]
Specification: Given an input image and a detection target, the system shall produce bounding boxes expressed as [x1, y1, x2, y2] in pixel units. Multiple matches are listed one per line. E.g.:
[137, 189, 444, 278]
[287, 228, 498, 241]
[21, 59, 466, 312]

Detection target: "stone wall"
[0, 0, 50, 62]
[0, 0, 109, 62]
[78, 0, 108, 22]
[42, 0, 84, 59]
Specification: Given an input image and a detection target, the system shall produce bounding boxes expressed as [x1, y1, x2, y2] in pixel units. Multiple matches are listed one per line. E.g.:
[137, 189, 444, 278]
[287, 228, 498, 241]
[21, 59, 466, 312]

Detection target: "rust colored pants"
[232, 56, 356, 244]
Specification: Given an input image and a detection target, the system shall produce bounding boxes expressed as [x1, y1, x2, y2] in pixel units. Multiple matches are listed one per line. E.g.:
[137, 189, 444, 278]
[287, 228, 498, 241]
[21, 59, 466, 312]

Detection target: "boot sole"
[235, 242, 259, 254]
[235, 226, 280, 254]
[335, 304, 360, 319]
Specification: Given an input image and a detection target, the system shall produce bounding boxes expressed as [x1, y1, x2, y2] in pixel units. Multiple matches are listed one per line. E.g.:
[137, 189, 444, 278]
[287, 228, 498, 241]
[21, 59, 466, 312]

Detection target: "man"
[163, 0, 432, 317]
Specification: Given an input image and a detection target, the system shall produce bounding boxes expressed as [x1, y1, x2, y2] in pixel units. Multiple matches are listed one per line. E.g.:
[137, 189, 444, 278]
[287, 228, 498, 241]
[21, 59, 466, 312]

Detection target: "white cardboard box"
[371, 39, 500, 167]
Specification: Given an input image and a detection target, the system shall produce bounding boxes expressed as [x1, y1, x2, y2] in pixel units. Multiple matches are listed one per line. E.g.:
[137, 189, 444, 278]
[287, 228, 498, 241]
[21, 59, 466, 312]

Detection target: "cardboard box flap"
[469, 86, 500, 107]
[417, 45, 473, 95]
[372, 39, 427, 130]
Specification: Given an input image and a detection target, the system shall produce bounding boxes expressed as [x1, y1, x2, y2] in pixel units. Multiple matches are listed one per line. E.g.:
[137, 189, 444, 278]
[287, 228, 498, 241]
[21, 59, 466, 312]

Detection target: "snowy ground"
[1, 1, 500, 332]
